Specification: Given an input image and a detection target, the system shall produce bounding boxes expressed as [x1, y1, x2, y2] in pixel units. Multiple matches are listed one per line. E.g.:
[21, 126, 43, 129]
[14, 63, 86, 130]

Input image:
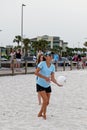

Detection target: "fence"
[0, 60, 36, 76]
[0, 60, 86, 76]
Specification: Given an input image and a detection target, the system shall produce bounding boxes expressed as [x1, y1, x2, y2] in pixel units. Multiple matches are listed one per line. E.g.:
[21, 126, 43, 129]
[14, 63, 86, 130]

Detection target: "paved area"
[0, 67, 35, 76]
[0, 65, 85, 76]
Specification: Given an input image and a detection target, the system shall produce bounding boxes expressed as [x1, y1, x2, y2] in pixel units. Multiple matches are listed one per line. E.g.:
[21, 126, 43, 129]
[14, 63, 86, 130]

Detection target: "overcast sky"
[0, 0, 87, 48]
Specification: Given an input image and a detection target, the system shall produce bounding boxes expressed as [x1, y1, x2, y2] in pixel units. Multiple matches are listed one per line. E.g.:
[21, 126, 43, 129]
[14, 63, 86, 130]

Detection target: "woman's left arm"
[51, 72, 62, 87]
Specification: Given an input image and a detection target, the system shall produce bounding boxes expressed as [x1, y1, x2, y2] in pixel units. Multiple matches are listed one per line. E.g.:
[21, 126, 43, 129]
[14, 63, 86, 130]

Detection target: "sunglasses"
[46, 54, 52, 57]
[44, 52, 53, 57]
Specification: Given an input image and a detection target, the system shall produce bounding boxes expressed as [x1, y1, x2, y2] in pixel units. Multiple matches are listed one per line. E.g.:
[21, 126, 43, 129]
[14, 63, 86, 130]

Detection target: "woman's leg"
[38, 91, 50, 119]
[38, 93, 41, 105]
[46, 93, 51, 105]
[10, 62, 14, 69]
[18, 62, 20, 69]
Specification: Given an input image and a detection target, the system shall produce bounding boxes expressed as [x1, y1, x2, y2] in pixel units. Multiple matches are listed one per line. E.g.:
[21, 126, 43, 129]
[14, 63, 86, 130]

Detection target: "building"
[30, 35, 68, 51]
[0, 47, 7, 56]
[6, 45, 13, 56]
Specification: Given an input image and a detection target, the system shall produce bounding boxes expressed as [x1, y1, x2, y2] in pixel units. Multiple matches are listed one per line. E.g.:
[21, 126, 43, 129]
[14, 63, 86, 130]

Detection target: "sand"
[0, 69, 87, 130]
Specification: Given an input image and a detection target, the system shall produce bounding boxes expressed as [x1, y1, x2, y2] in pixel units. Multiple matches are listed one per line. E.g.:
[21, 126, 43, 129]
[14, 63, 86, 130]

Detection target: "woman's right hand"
[44, 77, 51, 82]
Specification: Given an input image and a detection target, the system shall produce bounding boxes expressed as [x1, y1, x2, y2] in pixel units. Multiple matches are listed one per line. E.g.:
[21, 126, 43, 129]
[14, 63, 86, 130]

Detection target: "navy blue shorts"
[36, 84, 52, 93]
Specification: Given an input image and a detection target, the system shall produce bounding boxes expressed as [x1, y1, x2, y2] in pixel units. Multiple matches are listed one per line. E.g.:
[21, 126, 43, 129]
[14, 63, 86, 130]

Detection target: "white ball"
[57, 76, 66, 85]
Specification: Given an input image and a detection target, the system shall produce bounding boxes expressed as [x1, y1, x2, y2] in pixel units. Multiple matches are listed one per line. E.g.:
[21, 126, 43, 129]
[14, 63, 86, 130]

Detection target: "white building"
[30, 35, 68, 51]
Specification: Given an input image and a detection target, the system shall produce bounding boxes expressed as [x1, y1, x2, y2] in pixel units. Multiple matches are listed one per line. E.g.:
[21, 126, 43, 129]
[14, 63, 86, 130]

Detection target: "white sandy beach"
[0, 70, 87, 130]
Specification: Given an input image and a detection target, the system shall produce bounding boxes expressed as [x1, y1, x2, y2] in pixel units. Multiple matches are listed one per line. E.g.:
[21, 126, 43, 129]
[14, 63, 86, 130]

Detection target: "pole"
[21, 4, 26, 52]
[0, 30, 2, 68]
[0, 47, 1, 68]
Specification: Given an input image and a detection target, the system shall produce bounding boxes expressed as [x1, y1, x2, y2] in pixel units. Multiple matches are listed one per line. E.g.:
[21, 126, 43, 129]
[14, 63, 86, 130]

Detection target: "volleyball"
[57, 76, 66, 85]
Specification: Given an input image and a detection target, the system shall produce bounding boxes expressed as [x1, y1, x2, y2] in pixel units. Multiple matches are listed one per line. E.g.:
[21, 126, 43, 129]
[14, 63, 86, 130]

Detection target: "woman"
[10, 49, 16, 69]
[36, 54, 45, 105]
[16, 49, 22, 71]
[35, 52, 62, 120]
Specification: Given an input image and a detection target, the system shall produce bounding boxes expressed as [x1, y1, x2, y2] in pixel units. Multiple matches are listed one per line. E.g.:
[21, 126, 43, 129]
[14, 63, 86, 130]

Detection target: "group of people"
[35, 51, 62, 120]
[10, 48, 22, 71]
[72, 54, 87, 69]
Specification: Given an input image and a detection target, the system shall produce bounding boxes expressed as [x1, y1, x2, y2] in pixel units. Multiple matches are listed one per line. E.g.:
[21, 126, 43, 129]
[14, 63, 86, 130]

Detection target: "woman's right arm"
[35, 68, 50, 82]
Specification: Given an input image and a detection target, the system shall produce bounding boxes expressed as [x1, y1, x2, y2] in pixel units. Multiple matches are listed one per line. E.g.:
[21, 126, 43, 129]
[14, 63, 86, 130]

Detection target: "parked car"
[58, 57, 70, 66]
[22, 56, 33, 61]
[1, 57, 8, 61]
[22, 56, 36, 67]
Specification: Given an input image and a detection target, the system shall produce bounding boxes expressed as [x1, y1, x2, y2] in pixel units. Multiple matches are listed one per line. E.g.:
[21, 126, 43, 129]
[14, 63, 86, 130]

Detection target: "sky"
[0, 0, 87, 48]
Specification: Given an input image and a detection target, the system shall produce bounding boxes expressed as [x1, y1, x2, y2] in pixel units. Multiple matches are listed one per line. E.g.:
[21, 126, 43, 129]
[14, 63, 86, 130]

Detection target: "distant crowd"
[72, 54, 87, 69]
[9, 48, 87, 71]
[10, 48, 22, 71]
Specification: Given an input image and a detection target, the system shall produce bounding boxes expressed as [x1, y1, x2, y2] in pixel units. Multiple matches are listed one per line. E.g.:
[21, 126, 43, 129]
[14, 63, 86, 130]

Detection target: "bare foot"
[38, 113, 43, 117]
[42, 114, 46, 120]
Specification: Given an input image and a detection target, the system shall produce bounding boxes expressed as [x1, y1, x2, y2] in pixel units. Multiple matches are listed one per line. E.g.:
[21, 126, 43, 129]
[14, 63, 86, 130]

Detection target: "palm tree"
[13, 35, 21, 47]
[50, 45, 63, 56]
[22, 38, 30, 74]
[82, 47, 87, 53]
[31, 41, 39, 52]
[31, 39, 49, 53]
[84, 41, 87, 47]
[74, 47, 78, 53]
[38, 39, 49, 51]
[22, 38, 30, 56]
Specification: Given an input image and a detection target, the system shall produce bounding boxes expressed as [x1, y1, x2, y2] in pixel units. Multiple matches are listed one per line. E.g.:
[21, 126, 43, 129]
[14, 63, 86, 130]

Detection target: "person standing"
[16, 49, 22, 71]
[36, 54, 45, 105]
[10, 49, 16, 69]
[35, 52, 62, 120]
[53, 53, 59, 71]
[37, 50, 43, 60]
